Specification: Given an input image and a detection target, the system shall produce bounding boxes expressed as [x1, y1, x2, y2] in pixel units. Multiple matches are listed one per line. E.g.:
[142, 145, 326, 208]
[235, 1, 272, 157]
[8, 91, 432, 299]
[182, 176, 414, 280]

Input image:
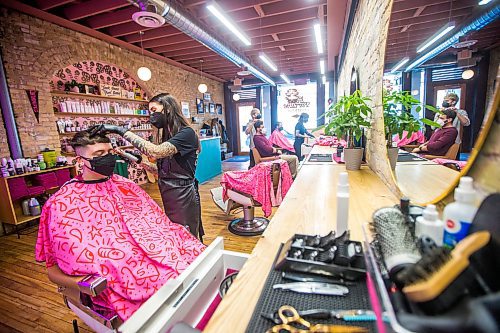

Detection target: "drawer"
[119, 237, 248, 333]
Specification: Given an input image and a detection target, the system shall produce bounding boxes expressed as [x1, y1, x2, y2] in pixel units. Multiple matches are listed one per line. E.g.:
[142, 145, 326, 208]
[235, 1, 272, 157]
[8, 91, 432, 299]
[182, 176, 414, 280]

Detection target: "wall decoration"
[204, 103, 209, 114]
[216, 103, 223, 115]
[203, 93, 211, 101]
[100, 83, 122, 97]
[277, 82, 318, 132]
[181, 101, 190, 117]
[196, 98, 204, 113]
[209, 103, 215, 114]
[26, 90, 40, 123]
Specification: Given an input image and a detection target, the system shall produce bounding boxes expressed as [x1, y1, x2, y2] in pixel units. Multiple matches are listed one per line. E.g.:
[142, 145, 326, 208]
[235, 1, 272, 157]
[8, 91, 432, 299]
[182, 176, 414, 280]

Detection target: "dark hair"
[299, 113, 309, 122]
[254, 120, 264, 130]
[70, 130, 110, 150]
[444, 92, 459, 103]
[149, 93, 190, 141]
[274, 122, 282, 129]
[442, 109, 457, 121]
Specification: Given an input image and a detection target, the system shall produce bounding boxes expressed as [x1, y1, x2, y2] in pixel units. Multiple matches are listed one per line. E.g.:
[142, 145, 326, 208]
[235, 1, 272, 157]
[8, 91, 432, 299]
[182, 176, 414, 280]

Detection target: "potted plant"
[383, 90, 440, 169]
[324, 90, 372, 170]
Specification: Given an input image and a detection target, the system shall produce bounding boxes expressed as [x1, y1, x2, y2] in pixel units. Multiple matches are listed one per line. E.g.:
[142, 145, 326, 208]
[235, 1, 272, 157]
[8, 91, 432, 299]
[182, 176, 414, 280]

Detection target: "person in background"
[35, 130, 205, 321]
[433, 92, 470, 144]
[269, 122, 295, 154]
[245, 108, 262, 168]
[294, 113, 315, 161]
[219, 119, 229, 144]
[90, 93, 204, 241]
[253, 121, 298, 178]
[327, 98, 334, 108]
[413, 109, 458, 156]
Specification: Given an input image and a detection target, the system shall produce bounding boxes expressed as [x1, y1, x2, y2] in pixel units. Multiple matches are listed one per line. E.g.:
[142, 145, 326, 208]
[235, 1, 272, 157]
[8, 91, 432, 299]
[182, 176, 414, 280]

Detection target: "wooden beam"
[63, 0, 130, 21]
[85, 7, 138, 29]
[35, 0, 75, 10]
[141, 34, 194, 49]
[253, 4, 265, 18]
[152, 41, 203, 53]
[106, 21, 154, 37]
[123, 26, 182, 43]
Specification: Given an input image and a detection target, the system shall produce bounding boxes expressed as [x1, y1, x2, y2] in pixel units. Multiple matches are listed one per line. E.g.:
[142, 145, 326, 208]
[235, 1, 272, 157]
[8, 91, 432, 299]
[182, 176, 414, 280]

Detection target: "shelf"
[59, 130, 151, 137]
[16, 213, 41, 224]
[130, 129, 153, 132]
[51, 90, 148, 103]
[54, 112, 149, 118]
[4, 165, 75, 179]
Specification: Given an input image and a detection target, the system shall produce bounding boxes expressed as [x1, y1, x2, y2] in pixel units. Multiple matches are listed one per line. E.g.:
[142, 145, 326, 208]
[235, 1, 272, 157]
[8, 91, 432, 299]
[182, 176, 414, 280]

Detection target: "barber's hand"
[89, 124, 128, 137]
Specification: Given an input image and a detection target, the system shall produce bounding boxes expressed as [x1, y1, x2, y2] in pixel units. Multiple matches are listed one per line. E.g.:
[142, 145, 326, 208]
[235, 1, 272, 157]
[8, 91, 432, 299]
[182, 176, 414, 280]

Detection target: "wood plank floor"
[0, 159, 274, 333]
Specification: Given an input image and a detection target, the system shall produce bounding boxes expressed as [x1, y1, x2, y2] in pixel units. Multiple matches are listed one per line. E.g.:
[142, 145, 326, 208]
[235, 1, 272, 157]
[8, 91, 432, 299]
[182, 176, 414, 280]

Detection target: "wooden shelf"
[51, 90, 148, 103]
[59, 130, 151, 137]
[54, 112, 149, 118]
[4, 165, 75, 179]
[15, 213, 41, 224]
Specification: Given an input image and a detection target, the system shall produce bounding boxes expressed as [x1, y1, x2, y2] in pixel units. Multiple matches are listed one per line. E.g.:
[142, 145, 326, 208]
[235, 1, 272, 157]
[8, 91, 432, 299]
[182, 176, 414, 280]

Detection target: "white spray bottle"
[415, 204, 444, 246]
[336, 172, 349, 235]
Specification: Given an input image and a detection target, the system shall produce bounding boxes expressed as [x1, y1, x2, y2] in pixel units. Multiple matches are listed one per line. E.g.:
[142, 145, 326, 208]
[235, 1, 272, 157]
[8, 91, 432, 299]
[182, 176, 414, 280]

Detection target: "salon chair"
[50, 272, 122, 333]
[423, 143, 460, 160]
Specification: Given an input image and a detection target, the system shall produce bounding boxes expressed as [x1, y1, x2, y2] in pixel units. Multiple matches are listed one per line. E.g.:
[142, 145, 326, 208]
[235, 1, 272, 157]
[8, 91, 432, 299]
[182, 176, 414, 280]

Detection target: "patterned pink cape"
[432, 158, 466, 169]
[393, 131, 425, 147]
[35, 175, 205, 320]
[220, 160, 293, 217]
[313, 136, 347, 147]
[269, 129, 295, 152]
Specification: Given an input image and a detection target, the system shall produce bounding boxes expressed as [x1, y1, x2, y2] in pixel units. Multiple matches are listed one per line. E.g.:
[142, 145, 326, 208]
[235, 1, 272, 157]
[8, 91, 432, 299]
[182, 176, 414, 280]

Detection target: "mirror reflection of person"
[90, 93, 204, 241]
[269, 122, 295, 154]
[294, 113, 315, 161]
[433, 92, 470, 144]
[253, 121, 298, 178]
[245, 108, 262, 168]
[413, 109, 458, 155]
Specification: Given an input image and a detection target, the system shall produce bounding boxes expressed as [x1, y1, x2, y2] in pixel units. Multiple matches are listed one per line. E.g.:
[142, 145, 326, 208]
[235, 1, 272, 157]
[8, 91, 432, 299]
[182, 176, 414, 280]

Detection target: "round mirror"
[382, 1, 500, 204]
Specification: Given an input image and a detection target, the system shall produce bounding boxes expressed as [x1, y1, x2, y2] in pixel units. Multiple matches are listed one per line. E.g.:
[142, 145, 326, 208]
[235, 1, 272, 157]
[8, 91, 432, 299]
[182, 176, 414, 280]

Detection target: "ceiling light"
[478, 0, 493, 5]
[320, 60, 325, 75]
[314, 23, 324, 54]
[462, 69, 475, 79]
[207, 3, 251, 46]
[198, 83, 208, 93]
[417, 21, 455, 53]
[280, 73, 291, 84]
[322, 75, 326, 84]
[137, 67, 152, 81]
[232, 93, 240, 101]
[411, 89, 419, 95]
[351, 72, 357, 82]
[390, 57, 410, 73]
[259, 53, 278, 71]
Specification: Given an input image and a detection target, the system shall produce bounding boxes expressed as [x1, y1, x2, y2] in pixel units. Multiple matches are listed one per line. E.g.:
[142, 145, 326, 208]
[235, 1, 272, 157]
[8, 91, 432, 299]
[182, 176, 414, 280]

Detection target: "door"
[235, 102, 256, 155]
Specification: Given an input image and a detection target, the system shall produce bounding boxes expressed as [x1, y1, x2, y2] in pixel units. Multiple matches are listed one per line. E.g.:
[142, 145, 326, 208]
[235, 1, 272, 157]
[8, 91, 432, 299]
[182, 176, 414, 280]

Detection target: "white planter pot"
[387, 147, 398, 170]
[344, 148, 364, 170]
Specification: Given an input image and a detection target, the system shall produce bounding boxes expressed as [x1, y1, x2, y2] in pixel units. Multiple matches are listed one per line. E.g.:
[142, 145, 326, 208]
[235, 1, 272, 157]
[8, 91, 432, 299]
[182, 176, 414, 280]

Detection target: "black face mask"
[278, 127, 284, 131]
[83, 153, 116, 177]
[150, 112, 166, 128]
[255, 114, 262, 120]
[442, 101, 451, 108]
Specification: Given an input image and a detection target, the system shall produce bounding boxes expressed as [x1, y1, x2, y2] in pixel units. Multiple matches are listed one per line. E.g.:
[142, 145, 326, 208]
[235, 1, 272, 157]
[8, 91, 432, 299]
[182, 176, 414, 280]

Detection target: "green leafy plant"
[383, 90, 441, 147]
[324, 90, 372, 149]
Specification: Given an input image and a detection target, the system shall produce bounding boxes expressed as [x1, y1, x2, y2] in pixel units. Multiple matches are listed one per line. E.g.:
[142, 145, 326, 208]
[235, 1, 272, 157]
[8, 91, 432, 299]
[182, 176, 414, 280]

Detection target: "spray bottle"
[336, 172, 349, 235]
[415, 204, 444, 246]
[442, 177, 478, 248]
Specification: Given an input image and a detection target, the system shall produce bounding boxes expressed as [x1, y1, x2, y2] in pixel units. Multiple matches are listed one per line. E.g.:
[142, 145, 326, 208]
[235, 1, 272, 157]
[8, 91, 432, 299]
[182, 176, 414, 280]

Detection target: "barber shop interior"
[0, 0, 500, 332]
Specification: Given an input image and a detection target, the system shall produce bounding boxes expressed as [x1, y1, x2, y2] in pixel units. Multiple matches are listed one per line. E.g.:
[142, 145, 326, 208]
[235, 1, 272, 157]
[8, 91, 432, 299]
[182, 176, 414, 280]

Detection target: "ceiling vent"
[452, 39, 478, 48]
[132, 3, 166, 28]
[237, 67, 251, 76]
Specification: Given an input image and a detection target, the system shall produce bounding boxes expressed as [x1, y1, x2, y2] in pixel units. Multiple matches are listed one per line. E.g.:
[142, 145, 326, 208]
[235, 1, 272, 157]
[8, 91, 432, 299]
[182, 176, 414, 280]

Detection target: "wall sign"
[277, 82, 318, 132]
[203, 93, 211, 101]
[216, 103, 223, 115]
[26, 90, 40, 123]
[209, 103, 215, 114]
[100, 83, 122, 97]
[181, 101, 190, 117]
[196, 98, 204, 114]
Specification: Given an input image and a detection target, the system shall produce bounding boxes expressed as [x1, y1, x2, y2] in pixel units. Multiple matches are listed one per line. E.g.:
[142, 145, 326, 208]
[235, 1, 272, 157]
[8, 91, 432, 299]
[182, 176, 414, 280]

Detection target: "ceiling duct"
[132, 1, 166, 28]
[129, 0, 275, 86]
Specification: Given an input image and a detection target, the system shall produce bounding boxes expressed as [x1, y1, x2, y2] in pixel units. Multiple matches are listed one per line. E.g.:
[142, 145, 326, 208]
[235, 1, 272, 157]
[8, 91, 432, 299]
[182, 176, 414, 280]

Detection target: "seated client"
[35, 130, 205, 321]
[412, 109, 458, 156]
[253, 120, 298, 178]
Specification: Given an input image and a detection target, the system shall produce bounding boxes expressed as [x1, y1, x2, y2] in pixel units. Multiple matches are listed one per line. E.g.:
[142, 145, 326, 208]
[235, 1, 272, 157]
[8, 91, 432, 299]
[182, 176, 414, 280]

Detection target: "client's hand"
[89, 124, 128, 137]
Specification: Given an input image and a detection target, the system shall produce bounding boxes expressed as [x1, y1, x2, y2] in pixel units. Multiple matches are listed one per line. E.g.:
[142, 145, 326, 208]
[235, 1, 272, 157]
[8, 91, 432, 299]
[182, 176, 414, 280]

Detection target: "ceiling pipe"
[405, 4, 500, 71]
[129, 0, 275, 85]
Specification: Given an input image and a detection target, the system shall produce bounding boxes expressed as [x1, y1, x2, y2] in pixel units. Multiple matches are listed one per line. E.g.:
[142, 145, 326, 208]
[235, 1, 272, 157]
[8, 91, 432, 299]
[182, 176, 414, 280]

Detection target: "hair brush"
[396, 231, 492, 314]
[370, 207, 421, 284]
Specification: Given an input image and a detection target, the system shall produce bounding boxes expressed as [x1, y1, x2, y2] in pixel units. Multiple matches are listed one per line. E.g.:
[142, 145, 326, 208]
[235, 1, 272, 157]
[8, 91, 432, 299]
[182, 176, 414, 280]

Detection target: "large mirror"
[382, 0, 500, 204]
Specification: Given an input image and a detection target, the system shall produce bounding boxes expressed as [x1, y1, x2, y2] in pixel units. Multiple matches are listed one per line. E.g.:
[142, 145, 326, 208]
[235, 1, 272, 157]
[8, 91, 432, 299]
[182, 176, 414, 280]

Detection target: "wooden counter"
[204, 147, 397, 333]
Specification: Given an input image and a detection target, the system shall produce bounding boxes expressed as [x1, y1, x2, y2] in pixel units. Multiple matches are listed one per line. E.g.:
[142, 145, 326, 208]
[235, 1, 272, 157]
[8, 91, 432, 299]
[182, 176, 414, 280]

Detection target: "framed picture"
[181, 101, 190, 117]
[209, 103, 215, 114]
[204, 103, 209, 114]
[216, 103, 223, 115]
[196, 98, 204, 114]
[203, 93, 211, 101]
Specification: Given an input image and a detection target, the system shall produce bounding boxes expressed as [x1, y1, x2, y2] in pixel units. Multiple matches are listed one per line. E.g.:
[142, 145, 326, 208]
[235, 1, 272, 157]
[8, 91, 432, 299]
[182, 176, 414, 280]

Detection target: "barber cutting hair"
[90, 93, 204, 241]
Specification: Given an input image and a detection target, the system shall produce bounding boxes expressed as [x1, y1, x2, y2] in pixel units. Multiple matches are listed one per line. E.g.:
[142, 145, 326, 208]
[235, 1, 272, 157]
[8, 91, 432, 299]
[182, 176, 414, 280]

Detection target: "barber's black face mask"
[279, 127, 284, 131]
[442, 100, 451, 108]
[83, 153, 116, 177]
[150, 112, 166, 128]
[255, 114, 262, 119]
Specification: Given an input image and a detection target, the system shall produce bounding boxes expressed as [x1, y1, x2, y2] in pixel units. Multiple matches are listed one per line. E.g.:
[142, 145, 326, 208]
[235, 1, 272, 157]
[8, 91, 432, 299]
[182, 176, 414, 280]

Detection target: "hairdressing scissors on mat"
[266, 305, 368, 333]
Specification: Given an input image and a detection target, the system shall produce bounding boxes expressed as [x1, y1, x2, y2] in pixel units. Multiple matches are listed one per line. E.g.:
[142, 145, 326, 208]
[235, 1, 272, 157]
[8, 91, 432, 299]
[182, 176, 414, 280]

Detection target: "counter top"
[199, 136, 220, 141]
[204, 146, 397, 332]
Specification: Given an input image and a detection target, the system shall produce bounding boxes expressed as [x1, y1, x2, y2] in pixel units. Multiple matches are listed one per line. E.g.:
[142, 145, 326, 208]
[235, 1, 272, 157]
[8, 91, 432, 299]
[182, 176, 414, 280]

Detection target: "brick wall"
[0, 8, 225, 157]
[336, 0, 400, 196]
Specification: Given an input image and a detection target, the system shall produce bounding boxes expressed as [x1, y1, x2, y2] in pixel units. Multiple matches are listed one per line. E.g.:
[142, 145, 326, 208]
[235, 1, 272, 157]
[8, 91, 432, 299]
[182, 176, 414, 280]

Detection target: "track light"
[417, 21, 455, 53]
[462, 69, 474, 79]
[320, 60, 325, 75]
[478, 0, 493, 5]
[280, 74, 291, 84]
[322, 75, 326, 84]
[390, 57, 410, 73]
[259, 53, 278, 71]
[314, 23, 324, 54]
[207, 2, 251, 46]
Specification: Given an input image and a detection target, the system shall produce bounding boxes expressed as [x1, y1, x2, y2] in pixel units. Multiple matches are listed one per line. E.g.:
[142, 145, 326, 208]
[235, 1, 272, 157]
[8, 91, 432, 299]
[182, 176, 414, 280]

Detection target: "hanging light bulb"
[233, 93, 240, 101]
[198, 83, 208, 94]
[137, 66, 152, 81]
[137, 31, 151, 81]
[462, 69, 474, 80]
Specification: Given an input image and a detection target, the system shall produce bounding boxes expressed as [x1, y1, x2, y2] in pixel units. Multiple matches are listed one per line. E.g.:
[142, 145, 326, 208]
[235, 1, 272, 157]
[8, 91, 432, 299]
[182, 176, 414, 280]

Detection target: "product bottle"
[442, 176, 478, 248]
[336, 172, 349, 235]
[415, 204, 444, 246]
[7, 158, 15, 176]
[22, 199, 31, 216]
[28, 198, 41, 216]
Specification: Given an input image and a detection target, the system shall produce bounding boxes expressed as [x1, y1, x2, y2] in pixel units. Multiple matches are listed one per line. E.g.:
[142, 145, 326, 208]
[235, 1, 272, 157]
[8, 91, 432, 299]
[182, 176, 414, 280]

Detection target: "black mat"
[245, 248, 376, 332]
[397, 153, 426, 162]
[308, 154, 334, 162]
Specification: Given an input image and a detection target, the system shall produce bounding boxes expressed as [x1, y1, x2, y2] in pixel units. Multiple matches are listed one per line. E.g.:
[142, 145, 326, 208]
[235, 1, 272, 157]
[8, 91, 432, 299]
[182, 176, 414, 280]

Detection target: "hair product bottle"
[336, 172, 349, 235]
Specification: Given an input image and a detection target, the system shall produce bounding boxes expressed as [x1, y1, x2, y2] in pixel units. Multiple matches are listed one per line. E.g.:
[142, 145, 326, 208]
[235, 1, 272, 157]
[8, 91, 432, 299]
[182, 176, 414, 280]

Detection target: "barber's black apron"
[294, 137, 304, 161]
[157, 155, 204, 241]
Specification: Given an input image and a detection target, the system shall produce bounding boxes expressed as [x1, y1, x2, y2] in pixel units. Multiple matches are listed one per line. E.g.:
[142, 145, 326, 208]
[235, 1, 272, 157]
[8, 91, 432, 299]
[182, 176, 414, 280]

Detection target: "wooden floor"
[0, 159, 272, 333]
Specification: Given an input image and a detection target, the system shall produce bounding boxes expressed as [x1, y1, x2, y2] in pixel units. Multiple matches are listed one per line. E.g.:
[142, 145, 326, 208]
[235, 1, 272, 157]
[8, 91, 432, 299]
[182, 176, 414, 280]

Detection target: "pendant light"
[198, 59, 208, 94]
[137, 31, 152, 81]
[232, 93, 240, 101]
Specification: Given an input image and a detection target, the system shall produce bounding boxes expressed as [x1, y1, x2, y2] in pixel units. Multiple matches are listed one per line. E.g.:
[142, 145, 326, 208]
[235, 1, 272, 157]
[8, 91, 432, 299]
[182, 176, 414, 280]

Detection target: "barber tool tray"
[246, 232, 376, 332]
[274, 232, 366, 280]
[308, 153, 334, 163]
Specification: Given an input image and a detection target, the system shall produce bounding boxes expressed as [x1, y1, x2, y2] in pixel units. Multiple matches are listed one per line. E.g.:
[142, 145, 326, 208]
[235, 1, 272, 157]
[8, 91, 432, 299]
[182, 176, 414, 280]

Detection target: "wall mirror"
[382, 0, 500, 204]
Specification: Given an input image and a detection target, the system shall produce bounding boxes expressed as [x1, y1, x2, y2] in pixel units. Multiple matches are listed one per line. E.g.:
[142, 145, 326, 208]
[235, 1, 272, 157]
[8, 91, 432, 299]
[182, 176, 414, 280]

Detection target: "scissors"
[273, 282, 349, 296]
[266, 305, 368, 333]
